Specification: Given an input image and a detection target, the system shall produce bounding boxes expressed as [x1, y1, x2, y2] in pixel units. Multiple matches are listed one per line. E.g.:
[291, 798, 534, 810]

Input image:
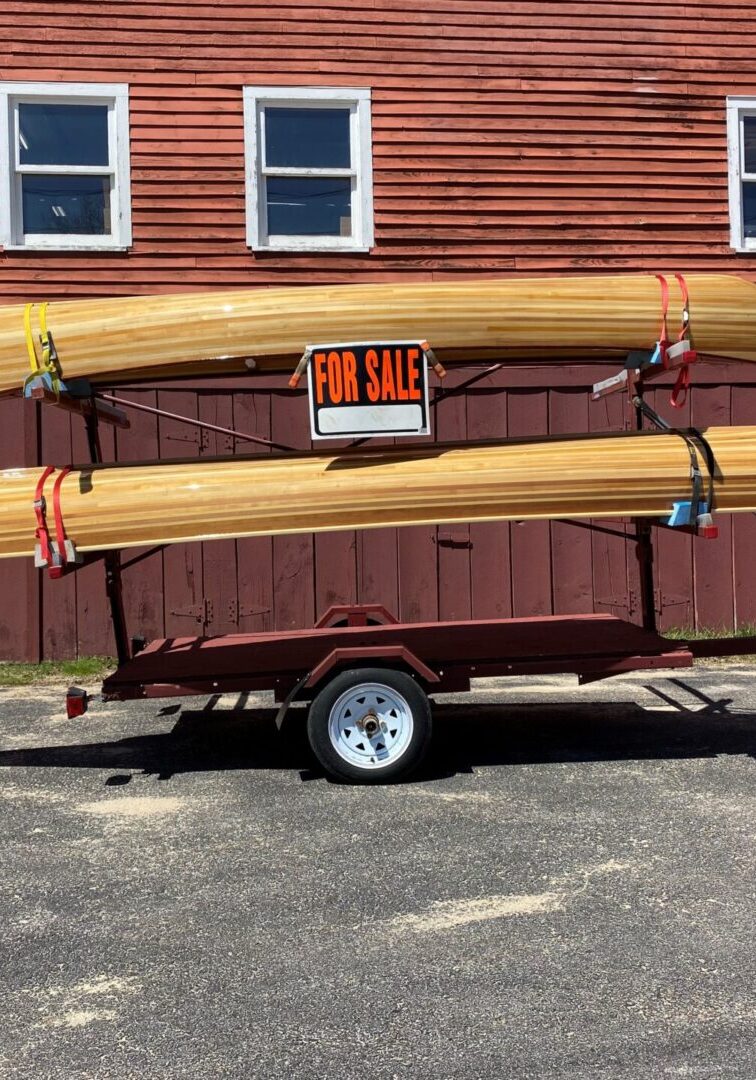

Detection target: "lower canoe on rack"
[1, 426, 755, 561]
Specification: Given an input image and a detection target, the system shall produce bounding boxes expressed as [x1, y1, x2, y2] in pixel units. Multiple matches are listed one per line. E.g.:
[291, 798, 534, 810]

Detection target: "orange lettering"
[327, 350, 343, 404]
[314, 352, 328, 405]
[342, 351, 358, 403]
[406, 348, 421, 400]
[381, 349, 396, 400]
[365, 349, 380, 402]
[395, 348, 409, 400]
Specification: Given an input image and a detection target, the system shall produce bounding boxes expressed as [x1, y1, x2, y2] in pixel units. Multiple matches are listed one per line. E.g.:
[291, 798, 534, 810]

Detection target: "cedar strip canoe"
[2, 273, 756, 395]
[2, 426, 755, 560]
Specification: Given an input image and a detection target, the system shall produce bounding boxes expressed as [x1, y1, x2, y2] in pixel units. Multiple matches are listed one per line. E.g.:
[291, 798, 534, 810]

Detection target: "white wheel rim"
[327, 681, 414, 771]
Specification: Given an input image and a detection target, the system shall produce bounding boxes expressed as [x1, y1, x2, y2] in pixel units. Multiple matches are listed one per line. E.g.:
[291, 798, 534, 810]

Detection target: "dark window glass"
[22, 175, 110, 235]
[18, 102, 109, 167]
[743, 182, 756, 238]
[744, 117, 756, 173]
[264, 107, 351, 169]
[266, 176, 351, 236]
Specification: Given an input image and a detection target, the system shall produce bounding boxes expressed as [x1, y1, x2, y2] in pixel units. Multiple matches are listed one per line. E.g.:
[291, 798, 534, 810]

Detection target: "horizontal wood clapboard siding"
[2, 0, 756, 293]
[2, 2, 756, 658]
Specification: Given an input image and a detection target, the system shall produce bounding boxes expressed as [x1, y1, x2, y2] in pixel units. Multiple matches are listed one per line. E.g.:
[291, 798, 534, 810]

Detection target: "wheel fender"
[305, 645, 439, 693]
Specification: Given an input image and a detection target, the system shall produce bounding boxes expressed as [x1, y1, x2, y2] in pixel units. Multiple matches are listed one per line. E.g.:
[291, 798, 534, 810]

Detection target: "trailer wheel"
[307, 668, 432, 784]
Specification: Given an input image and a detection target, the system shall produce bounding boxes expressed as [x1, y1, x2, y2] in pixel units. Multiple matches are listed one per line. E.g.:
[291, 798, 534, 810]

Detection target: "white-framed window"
[243, 86, 374, 252]
[727, 96, 756, 253]
[0, 81, 131, 251]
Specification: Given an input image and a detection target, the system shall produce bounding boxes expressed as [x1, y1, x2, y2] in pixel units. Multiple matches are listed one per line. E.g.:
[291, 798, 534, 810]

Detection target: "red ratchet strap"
[670, 362, 692, 410]
[33, 465, 57, 574]
[655, 273, 671, 367]
[32, 465, 74, 579]
[52, 466, 72, 573]
[669, 272, 697, 410]
[675, 272, 691, 343]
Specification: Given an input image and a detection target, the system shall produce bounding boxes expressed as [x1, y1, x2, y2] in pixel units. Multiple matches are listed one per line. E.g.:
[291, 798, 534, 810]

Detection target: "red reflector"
[66, 686, 88, 719]
[699, 525, 719, 540]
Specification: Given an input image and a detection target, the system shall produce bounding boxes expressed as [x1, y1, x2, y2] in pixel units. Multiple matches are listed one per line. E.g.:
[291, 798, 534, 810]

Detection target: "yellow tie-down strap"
[23, 301, 61, 396]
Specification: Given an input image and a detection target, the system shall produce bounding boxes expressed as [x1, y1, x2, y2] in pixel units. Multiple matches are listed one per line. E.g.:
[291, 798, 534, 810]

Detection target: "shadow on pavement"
[1, 676, 755, 783]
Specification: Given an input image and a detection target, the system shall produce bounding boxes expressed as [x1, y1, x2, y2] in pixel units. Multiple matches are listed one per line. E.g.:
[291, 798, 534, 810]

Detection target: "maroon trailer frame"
[96, 605, 696, 709]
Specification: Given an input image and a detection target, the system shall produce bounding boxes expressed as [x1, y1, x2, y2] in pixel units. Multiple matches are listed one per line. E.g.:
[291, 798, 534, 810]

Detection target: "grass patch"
[0, 656, 114, 687]
[665, 624, 756, 641]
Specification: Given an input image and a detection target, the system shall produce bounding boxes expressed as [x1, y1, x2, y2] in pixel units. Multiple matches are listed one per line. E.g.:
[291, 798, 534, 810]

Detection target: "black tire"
[307, 667, 432, 784]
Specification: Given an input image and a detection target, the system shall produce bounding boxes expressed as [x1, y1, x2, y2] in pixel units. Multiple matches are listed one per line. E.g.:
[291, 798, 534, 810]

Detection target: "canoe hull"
[3, 273, 756, 395]
[2, 427, 755, 560]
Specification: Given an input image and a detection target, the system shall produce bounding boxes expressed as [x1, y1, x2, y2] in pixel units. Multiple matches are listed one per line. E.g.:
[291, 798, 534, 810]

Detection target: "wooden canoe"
[2, 426, 755, 560]
[3, 273, 756, 395]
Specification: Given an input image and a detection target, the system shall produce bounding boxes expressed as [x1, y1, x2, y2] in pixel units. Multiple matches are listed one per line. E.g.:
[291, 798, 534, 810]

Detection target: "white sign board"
[305, 341, 431, 440]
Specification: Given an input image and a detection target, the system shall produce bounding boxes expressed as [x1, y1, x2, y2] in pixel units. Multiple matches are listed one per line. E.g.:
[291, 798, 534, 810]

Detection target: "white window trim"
[727, 96, 756, 254]
[243, 85, 374, 253]
[0, 81, 132, 252]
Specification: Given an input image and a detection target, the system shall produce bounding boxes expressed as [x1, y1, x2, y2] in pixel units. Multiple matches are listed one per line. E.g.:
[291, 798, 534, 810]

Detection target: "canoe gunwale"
[16, 424, 710, 475]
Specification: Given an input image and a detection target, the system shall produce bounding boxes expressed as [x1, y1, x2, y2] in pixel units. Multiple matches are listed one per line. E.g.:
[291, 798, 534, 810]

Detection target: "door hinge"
[227, 599, 270, 623]
[659, 593, 690, 613]
[171, 598, 213, 624]
[595, 595, 626, 611]
[165, 429, 205, 449]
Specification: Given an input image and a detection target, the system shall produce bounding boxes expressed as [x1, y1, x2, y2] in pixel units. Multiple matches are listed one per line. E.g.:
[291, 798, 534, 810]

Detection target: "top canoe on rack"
[2, 272, 756, 396]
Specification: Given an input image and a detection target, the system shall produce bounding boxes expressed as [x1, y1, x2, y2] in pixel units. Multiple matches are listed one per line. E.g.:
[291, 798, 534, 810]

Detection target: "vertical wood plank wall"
[2, 362, 755, 661]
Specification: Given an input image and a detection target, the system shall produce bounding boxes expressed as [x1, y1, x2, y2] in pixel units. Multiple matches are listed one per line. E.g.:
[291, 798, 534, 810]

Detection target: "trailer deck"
[101, 609, 694, 704]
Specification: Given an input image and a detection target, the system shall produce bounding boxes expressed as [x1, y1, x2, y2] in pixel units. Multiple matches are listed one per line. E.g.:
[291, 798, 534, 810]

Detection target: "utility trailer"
[89, 607, 694, 783]
[66, 599, 756, 784]
[65, 596, 753, 784]
[21, 345, 756, 783]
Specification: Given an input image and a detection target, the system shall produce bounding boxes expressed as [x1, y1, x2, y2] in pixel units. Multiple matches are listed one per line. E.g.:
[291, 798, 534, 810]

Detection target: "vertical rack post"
[83, 402, 131, 666]
[631, 377, 658, 634]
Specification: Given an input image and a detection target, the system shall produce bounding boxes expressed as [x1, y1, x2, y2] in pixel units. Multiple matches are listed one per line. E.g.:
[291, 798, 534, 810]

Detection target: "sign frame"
[304, 340, 433, 441]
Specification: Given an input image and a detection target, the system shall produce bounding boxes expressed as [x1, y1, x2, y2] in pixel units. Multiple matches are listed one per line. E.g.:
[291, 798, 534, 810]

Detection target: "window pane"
[18, 102, 109, 167]
[264, 107, 351, 169]
[744, 182, 756, 239]
[266, 176, 352, 237]
[744, 117, 756, 173]
[22, 174, 111, 235]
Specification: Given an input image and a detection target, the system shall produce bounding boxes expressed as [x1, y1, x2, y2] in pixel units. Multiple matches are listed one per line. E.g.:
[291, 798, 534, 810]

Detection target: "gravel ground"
[1, 666, 755, 1080]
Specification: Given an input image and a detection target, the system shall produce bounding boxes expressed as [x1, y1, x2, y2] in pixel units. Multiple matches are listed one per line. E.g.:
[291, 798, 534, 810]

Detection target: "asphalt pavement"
[1, 666, 755, 1079]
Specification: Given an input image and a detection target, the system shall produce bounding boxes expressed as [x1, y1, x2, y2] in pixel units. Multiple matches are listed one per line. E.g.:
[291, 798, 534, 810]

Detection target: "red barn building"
[1, 0, 756, 659]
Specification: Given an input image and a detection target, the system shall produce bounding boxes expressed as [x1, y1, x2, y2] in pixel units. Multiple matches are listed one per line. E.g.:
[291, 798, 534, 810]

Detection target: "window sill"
[1, 243, 130, 253]
[251, 244, 372, 254]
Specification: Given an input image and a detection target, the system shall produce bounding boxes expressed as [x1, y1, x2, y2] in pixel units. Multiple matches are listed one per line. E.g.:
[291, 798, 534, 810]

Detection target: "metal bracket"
[437, 528, 472, 548]
[34, 538, 81, 570]
[304, 645, 440, 689]
[227, 599, 270, 623]
[274, 672, 310, 731]
[171, 598, 213, 624]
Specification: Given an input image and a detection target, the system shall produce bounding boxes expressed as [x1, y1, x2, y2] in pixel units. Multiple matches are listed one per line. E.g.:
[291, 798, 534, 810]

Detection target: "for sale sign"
[304, 341, 432, 440]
